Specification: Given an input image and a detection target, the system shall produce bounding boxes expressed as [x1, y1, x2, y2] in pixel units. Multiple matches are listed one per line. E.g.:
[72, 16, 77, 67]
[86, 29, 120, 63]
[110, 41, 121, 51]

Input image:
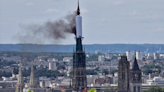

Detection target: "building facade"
[118, 56, 129, 92]
[129, 57, 142, 92]
[98, 55, 105, 62]
[49, 62, 57, 70]
[136, 51, 142, 60]
[126, 51, 133, 60]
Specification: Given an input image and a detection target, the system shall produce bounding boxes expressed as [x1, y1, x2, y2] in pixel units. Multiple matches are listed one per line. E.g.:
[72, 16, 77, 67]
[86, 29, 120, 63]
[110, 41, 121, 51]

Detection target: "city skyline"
[0, 0, 164, 44]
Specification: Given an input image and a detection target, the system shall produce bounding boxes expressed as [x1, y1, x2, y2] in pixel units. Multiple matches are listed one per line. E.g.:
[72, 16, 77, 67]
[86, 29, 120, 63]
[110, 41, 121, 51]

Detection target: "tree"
[110, 70, 118, 75]
[89, 89, 97, 92]
[57, 65, 65, 70]
[86, 70, 97, 75]
[101, 70, 109, 75]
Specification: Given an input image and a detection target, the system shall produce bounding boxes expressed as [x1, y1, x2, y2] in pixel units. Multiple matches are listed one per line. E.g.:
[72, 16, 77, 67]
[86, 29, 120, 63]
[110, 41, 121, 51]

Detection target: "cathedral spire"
[132, 55, 139, 70]
[77, 0, 80, 15]
[15, 63, 24, 92]
[29, 63, 37, 88]
[17, 63, 23, 85]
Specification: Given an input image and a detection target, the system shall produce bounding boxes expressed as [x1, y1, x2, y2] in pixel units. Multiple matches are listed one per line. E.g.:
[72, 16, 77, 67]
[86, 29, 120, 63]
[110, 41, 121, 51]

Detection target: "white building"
[147, 53, 154, 59]
[160, 54, 164, 59]
[39, 81, 51, 88]
[2, 77, 13, 81]
[49, 62, 57, 70]
[105, 53, 112, 59]
[63, 57, 73, 62]
[126, 51, 134, 60]
[146, 77, 164, 85]
[47, 58, 58, 62]
[136, 51, 143, 60]
[154, 53, 160, 59]
[98, 55, 105, 62]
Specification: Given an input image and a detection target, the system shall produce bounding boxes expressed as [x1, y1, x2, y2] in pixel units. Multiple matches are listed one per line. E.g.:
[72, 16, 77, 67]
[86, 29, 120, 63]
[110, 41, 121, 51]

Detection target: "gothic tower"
[28, 64, 37, 88]
[72, 1, 87, 92]
[129, 56, 142, 92]
[118, 56, 129, 92]
[15, 63, 24, 92]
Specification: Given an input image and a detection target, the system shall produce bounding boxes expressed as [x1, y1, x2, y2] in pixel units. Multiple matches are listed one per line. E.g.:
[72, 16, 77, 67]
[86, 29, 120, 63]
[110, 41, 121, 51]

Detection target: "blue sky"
[0, 0, 164, 44]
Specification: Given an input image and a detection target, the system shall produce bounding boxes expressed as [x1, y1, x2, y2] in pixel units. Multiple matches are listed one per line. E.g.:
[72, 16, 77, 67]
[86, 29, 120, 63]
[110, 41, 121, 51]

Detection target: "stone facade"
[129, 57, 142, 92]
[28, 64, 37, 88]
[118, 56, 129, 92]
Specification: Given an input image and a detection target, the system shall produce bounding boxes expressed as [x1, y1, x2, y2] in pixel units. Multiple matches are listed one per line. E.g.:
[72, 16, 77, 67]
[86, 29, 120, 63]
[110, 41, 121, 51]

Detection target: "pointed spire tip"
[77, 0, 80, 15]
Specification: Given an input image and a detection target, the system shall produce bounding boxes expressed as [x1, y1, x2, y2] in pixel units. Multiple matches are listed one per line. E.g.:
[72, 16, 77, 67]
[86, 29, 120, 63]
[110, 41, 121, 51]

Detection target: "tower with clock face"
[129, 56, 142, 92]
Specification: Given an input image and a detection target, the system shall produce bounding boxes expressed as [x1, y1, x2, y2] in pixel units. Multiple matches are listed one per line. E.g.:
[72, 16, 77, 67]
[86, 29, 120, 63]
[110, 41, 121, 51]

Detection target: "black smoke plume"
[16, 12, 76, 44]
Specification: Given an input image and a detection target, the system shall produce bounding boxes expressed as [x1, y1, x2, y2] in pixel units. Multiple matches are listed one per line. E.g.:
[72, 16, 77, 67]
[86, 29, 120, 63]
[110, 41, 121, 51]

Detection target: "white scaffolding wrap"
[76, 15, 82, 38]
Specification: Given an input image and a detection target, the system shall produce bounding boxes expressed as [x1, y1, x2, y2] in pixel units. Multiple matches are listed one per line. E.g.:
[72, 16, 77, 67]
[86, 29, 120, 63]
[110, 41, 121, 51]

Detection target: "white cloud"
[81, 9, 89, 13]
[45, 9, 60, 13]
[26, 3, 34, 6]
[157, 28, 164, 31]
[130, 11, 137, 15]
[113, 1, 124, 5]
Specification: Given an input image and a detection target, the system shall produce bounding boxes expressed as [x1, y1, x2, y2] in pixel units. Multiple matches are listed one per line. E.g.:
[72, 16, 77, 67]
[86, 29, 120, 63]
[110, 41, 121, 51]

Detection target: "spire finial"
[77, 0, 80, 15]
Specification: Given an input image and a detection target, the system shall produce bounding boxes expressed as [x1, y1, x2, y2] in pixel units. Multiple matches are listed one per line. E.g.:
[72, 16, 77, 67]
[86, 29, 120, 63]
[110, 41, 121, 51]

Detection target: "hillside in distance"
[0, 44, 164, 54]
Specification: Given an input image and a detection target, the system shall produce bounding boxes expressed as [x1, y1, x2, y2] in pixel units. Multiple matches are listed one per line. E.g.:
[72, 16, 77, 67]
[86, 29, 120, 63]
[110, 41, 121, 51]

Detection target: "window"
[122, 73, 125, 79]
[82, 78, 84, 85]
[138, 86, 140, 92]
[134, 86, 136, 92]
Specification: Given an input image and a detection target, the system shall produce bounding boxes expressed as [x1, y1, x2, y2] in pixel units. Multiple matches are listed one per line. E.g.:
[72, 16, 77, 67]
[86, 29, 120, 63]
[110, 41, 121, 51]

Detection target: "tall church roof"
[132, 56, 140, 70]
[29, 63, 37, 88]
[17, 63, 24, 85]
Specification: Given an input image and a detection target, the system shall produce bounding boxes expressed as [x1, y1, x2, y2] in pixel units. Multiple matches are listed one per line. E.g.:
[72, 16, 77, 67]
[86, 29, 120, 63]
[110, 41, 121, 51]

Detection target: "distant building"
[34, 58, 45, 62]
[126, 51, 134, 60]
[95, 50, 99, 54]
[94, 78, 106, 85]
[146, 77, 164, 85]
[136, 51, 143, 60]
[98, 55, 105, 62]
[147, 53, 154, 60]
[105, 53, 112, 59]
[49, 62, 57, 70]
[154, 53, 160, 59]
[63, 57, 73, 62]
[47, 58, 58, 62]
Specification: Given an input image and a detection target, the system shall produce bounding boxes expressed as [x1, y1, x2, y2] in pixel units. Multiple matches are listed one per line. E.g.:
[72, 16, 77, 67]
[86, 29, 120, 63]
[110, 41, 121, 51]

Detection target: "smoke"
[15, 12, 76, 44]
